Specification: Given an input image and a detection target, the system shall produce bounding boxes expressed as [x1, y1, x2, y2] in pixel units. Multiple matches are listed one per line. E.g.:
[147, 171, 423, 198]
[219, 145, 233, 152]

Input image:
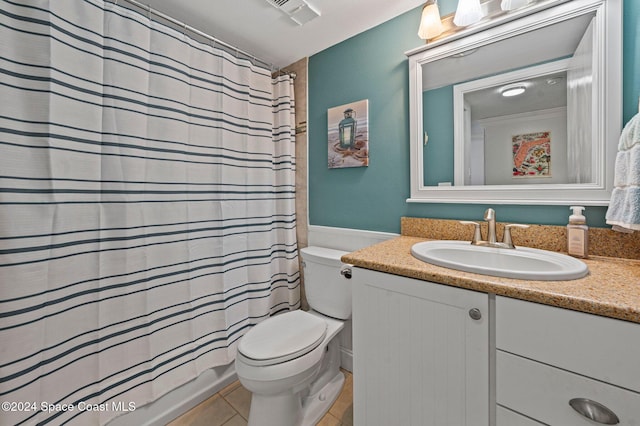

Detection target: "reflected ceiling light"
[500, 83, 527, 97]
[418, 0, 444, 40]
[454, 0, 484, 27]
[501, 0, 532, 11]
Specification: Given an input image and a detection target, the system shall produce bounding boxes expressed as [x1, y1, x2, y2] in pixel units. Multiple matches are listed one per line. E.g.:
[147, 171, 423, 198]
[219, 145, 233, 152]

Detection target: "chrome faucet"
[484, 208, 497, 244]
[460, 208, 529, 249]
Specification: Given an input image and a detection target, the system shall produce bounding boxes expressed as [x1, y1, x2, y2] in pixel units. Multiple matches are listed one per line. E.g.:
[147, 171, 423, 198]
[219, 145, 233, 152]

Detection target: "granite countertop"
[342, 236, 640, 324]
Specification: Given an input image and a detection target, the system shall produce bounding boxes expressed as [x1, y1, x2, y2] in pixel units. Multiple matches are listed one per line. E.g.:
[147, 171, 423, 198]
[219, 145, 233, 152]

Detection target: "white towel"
[606, 112, 640, 232]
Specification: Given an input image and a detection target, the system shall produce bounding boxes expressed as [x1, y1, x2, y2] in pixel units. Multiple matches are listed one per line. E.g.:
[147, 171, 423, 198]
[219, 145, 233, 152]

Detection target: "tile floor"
[167, 370, 353, 426]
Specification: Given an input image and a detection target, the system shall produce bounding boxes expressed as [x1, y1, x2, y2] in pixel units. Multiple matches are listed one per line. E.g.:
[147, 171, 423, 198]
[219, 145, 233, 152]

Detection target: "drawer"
[496, 296, 640, 392]
[497, 350, 640, 425]
[496, 406, 544, 426]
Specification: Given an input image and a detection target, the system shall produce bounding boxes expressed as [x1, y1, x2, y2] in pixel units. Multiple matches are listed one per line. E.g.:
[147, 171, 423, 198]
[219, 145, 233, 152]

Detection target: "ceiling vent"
[264, 0, 321, 26]
[265, 0, 289, 6]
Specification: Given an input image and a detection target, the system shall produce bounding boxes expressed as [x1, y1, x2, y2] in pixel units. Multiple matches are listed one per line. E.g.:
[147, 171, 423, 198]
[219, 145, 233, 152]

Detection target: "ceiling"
[466, 71, 567, 120]
[142, 0, 425, 68]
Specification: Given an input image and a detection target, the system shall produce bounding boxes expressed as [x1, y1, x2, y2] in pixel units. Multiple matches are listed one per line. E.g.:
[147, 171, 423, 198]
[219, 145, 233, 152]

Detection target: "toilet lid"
[238, 310, 327, 366]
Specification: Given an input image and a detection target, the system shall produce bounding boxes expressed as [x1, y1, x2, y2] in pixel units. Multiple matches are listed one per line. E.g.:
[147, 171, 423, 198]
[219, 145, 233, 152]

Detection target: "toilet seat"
[238, 310, 327, 366]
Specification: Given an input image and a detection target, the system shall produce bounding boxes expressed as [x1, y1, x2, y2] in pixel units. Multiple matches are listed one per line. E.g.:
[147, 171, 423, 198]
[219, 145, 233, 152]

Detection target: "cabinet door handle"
[340, 265, 352, 279]
[569, 398, 619, 424]
[468, 308, 482, 320]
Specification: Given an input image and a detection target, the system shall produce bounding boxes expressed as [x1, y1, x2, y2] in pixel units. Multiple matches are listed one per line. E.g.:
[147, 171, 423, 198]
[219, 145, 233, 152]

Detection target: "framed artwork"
[327, 99, 369, 168]
[512, 131, 551, 178]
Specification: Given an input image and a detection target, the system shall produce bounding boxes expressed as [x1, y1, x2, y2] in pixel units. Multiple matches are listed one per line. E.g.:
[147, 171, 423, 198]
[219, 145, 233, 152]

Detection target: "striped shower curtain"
[0, 1, 299, 425]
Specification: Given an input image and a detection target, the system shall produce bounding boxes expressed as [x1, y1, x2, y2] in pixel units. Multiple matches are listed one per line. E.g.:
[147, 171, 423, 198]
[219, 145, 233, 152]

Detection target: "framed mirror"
[406, 0, 622, 205]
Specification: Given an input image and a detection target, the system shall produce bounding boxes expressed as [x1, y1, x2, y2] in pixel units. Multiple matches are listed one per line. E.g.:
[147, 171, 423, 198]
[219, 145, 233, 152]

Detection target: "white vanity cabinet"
[351, 268, 490, 426]
[495, 296, 640, 425]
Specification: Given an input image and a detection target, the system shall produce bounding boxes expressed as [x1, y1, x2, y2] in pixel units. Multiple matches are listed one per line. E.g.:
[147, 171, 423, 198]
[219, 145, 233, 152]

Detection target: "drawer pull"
[569, 398, 619, 424]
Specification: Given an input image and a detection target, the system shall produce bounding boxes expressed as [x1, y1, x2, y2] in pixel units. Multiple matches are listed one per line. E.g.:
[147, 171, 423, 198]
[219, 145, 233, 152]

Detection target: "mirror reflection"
[421, 11, 596, 187]
[456, 65, 569, 186]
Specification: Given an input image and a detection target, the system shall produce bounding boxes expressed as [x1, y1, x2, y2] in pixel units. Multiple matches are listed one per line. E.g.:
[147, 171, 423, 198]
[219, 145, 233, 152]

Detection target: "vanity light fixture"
[418, 0, 444, 40]
[453, 0, 484, 27]
[500, 83, 527, 97]
[500, 0, 532, 11]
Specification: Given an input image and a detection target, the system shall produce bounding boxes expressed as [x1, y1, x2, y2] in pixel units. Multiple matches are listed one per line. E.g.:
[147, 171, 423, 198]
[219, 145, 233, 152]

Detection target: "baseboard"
[340, 347, 353, 373]
[107, 363, 237, 426]
[307, 225, 398, 253]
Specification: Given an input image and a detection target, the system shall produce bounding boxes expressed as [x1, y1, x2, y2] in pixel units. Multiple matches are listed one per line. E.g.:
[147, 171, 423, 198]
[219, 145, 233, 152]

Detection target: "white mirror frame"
[406, 0, 622, 205]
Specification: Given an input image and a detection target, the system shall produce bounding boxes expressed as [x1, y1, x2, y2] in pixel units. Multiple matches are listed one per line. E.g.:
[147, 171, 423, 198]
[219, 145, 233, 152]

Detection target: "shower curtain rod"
[113, 0, 285, 73]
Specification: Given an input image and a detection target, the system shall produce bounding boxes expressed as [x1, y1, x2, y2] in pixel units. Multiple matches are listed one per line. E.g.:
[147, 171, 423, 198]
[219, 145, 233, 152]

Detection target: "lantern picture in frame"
[327, 99, 369, 168]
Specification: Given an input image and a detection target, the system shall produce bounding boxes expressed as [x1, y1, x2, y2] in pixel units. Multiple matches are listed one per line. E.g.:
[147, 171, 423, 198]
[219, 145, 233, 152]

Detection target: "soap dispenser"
[567, 206, 588, 258]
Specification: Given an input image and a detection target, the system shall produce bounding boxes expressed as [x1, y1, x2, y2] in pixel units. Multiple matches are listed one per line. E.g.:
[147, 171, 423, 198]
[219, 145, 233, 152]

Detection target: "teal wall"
[308, 1, 640, 234]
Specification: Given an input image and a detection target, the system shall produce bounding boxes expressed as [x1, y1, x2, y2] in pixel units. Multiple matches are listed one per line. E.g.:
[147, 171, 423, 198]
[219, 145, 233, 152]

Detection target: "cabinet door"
[352, 268, 489, 426]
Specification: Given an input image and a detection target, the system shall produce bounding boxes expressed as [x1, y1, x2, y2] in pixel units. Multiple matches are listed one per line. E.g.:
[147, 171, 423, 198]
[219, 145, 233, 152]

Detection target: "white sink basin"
[411, 240, 588, 281]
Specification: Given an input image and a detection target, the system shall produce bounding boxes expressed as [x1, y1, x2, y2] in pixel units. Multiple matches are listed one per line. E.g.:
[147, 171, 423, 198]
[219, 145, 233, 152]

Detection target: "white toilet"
[235, 246, 352, 426]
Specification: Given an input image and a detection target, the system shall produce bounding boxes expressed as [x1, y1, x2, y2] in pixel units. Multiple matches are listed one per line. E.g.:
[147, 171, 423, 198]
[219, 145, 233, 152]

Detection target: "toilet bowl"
[235, 246, 351, 426]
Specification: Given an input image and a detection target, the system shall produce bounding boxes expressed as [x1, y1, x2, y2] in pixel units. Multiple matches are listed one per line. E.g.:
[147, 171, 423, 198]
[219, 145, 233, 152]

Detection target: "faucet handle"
[503, 224, 530, 248]
[459, 221, 482, 244]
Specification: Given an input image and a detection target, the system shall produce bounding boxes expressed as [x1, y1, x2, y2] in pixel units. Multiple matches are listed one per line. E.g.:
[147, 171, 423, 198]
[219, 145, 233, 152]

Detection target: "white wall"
[477, 107, 567, 185]
[469, 121, 486, 185]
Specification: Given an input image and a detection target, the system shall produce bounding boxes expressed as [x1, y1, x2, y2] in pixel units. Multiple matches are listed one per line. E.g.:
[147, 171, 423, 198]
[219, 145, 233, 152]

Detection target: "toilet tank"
[300, 246, 352, 320]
